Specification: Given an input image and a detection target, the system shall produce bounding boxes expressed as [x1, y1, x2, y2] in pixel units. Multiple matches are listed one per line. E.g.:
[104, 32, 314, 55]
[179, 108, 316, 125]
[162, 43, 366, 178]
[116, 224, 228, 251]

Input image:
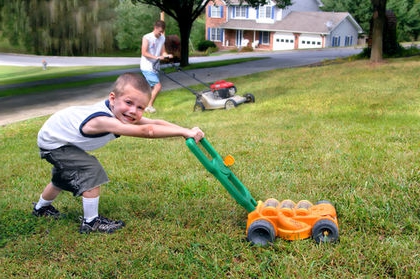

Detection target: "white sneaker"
[145, 106, 156, 113]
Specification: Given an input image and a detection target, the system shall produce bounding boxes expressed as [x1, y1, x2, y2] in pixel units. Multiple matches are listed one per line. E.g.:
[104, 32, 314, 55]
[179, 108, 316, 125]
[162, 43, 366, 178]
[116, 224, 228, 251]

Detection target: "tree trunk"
[370, 0, 387, 63]
[178, 19, 192, 67]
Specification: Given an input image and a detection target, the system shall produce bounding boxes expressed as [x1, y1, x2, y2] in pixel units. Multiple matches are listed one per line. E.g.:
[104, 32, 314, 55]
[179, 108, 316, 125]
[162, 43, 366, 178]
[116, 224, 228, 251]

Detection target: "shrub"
[197, 40, 217, 52]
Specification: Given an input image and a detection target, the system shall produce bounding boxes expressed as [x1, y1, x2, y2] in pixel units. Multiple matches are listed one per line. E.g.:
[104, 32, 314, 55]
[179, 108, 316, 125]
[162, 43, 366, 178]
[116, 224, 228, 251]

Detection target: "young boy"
[33, 72, 205, 234]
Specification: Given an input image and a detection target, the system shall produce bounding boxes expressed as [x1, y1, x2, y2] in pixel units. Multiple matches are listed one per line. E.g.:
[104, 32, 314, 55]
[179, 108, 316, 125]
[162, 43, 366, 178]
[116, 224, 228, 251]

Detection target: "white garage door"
[273, 33, 295, 51]
[298, 35, 322, 49]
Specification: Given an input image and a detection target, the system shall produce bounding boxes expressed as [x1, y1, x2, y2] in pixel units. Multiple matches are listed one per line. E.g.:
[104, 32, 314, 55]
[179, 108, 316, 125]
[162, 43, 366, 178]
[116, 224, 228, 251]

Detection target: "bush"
[197, 40, 217, 52]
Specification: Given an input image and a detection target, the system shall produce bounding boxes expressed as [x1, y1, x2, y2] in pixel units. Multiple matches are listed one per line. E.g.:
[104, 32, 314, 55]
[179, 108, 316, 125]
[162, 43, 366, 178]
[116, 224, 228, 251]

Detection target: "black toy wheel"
[225, 99, 237, 110]
[193, 101, 205, 112]
[312, 219, 339, 243]
[247, 220, 275, 246]
[244, 93, 255, 103]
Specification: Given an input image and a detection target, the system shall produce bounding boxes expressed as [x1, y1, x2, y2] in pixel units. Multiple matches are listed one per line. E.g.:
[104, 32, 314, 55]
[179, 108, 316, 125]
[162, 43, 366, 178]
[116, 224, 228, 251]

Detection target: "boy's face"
[153, 26, 165, 38]
[108, 84, 150, 124]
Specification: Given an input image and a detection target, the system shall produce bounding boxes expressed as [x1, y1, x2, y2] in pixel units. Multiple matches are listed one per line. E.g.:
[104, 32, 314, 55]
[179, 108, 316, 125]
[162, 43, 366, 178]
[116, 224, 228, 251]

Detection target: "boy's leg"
[82, 186, 100, 222]
[33, 182, 62, 217]
[80, 186, 125, 234]
[147, 82, 162, 108]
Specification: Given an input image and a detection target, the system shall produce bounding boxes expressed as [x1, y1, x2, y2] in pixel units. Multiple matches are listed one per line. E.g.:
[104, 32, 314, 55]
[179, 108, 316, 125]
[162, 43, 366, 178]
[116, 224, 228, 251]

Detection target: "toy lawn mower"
[186, 138, 339, 246]
[156, 60, 255, 111]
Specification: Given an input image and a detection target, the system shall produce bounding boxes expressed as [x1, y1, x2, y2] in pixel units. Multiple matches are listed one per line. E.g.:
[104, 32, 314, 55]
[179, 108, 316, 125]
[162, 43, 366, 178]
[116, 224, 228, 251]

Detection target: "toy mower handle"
[186, 138, 257, 212]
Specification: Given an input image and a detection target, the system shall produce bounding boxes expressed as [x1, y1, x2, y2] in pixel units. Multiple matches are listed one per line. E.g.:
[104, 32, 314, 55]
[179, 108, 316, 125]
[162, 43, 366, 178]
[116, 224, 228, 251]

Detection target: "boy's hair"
[154, 20, 166, 30]
[112, 72, 151, 97]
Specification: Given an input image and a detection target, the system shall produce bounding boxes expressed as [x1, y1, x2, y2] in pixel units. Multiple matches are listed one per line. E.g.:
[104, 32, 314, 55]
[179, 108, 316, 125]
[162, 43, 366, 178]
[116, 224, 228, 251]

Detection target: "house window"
[209, 28, 222, 42]
[261, 31, 270, 44]
[332, 36, 340, 47]
[210, 5, 222, 18]
[344, 36, 353, 46]
[258, 5, 272, 19]
[234, 6, 247, 18]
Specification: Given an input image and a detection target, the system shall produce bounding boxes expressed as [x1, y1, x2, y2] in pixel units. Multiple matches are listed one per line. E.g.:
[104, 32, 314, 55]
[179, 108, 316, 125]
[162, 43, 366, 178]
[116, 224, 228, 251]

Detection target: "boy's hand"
[188, 127, 204, 143]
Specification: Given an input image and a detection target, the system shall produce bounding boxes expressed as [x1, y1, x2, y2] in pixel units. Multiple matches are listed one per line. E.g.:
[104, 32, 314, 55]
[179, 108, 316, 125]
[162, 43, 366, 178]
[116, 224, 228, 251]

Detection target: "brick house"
[205, 0, 363, 51]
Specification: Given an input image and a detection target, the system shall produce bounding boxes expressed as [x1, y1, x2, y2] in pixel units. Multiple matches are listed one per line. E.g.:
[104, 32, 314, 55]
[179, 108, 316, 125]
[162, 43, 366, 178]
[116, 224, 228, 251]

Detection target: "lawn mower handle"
[186, 138, 257, 212]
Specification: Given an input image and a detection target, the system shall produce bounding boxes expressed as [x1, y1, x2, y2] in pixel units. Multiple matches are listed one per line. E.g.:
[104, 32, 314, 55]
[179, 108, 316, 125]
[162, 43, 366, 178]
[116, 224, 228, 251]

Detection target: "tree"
[370, 0, 387, 62]
[132, 0, 292, 66]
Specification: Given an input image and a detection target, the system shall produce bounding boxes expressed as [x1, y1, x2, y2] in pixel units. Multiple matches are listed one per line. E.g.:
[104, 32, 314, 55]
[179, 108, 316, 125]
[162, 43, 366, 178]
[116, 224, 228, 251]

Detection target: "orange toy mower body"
[246, 199, 339, 245]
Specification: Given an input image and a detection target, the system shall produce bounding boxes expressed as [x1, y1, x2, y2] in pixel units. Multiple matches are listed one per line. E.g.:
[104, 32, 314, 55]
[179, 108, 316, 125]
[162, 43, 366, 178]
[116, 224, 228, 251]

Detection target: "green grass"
[1, 57, 419, 278]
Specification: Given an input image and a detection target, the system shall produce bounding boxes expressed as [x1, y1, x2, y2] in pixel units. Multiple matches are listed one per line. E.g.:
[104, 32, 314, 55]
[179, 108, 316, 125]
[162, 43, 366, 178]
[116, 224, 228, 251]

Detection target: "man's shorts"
[141, 70, 160, 87]
[40, 145, 109, 196]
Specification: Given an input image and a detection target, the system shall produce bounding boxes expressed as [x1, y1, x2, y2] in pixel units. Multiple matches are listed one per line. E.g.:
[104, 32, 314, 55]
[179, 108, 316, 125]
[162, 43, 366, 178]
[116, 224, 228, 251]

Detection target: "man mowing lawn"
[32, 72, 205, 234]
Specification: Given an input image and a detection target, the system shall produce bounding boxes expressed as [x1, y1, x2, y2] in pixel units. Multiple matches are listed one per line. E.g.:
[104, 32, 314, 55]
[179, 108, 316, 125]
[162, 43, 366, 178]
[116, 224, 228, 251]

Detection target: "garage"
[298, 34, 323, 49]
[273, 32, 295, 51]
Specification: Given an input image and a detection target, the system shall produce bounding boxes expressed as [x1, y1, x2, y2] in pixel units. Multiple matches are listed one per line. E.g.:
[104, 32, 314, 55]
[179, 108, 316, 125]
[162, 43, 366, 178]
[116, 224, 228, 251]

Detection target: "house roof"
[220, 11, 363, 35]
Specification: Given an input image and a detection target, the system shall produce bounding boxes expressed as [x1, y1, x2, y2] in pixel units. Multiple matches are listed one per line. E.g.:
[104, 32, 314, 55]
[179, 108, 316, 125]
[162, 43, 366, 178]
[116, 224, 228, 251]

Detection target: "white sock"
[35, 194, 53, 210]
[83, 196, 99, 223]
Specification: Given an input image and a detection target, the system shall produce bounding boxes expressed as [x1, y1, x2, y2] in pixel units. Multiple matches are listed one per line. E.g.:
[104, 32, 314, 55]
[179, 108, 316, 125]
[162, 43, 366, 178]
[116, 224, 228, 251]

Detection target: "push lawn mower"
[156, 60, 255, 112]
[186, 138, 339, 246]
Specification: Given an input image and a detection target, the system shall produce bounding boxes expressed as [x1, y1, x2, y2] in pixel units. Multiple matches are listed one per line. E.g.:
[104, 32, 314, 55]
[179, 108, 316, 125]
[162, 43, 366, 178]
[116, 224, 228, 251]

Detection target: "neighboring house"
[205, 0, 363, 51]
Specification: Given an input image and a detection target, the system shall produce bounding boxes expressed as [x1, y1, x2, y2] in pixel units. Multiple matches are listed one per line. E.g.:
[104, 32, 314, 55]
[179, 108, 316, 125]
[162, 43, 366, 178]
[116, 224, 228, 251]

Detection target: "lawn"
[1, 56, 419, 278]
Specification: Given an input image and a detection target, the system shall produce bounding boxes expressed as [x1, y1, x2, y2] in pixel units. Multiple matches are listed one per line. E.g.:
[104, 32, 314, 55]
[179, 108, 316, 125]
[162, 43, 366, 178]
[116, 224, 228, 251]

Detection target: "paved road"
[0, 48, 361, 126]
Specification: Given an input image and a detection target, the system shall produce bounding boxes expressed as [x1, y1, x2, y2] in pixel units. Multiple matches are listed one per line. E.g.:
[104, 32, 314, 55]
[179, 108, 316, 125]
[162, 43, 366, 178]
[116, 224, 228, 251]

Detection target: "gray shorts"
[40, 145, 109, 196]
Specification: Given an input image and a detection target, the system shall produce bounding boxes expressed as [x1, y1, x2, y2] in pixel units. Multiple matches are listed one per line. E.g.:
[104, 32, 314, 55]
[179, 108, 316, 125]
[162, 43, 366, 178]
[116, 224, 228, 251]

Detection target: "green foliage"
[321, 0, 420, 41]
[114, 1, 159, 51]
[1, 57, 420, 277]
[388, 0, 420, 41]
[0, 0, 118, 55]
[189, 17, 206, 51]
[197, 40, 217, 52]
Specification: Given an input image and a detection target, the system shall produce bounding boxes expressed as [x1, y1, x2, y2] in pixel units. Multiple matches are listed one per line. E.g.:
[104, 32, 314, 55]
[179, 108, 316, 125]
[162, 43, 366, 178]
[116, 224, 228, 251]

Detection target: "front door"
[236, 30, 244, 47]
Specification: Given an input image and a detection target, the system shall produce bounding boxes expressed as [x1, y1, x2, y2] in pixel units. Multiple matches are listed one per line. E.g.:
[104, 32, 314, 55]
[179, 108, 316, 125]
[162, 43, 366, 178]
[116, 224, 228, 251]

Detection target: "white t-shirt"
[37, 100, 118, 151]
[140, 31, 166, 72]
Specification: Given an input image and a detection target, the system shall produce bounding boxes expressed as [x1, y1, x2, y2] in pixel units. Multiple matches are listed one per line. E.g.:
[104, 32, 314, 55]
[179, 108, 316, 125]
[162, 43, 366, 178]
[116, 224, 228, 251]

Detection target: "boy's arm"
[138, 116, 181, 128]
[83, 116, 204, 142]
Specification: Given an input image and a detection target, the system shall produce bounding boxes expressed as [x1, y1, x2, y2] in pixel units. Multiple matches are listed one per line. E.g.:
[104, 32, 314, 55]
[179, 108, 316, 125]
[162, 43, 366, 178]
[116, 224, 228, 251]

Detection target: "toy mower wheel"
[244, 93, 255, 103]
[225, 99, 237, 110]
[193, 101, 205, 112]
[312, 219, 339, 244]
[247, 220, 275, 246]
